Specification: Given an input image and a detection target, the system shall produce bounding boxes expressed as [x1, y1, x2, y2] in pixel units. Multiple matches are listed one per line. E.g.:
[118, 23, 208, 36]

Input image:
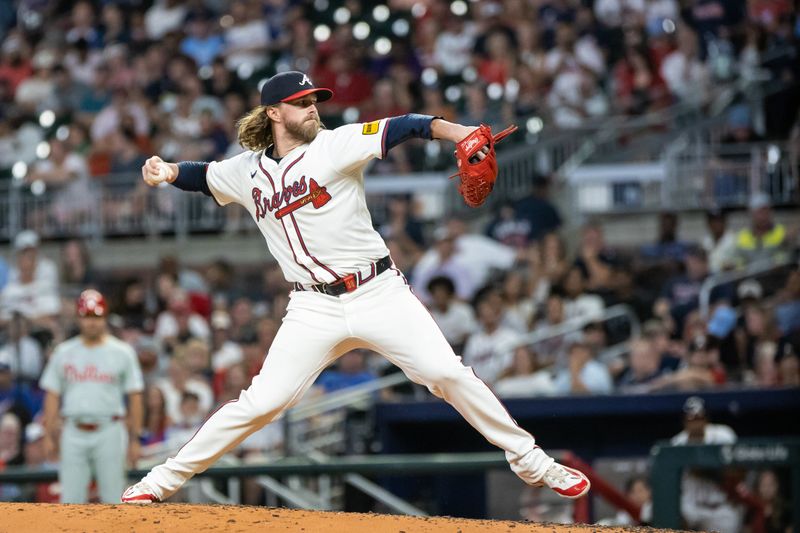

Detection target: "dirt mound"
[0, 503, 673, 532]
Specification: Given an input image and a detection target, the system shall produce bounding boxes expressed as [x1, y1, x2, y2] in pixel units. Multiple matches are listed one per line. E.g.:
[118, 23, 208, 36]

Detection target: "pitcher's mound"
[0, 503, 674, 532]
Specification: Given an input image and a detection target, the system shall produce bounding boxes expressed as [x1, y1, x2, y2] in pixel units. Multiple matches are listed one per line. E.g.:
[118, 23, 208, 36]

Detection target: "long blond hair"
[236, 105, 274, 152]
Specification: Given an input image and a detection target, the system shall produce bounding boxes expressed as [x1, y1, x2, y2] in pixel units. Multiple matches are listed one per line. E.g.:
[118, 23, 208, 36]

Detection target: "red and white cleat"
[536, 463, 591, 499]
[121, 481, 159, 504]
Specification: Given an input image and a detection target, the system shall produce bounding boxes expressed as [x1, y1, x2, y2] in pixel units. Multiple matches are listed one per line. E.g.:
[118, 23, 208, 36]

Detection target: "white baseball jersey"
[206, 120, 391, 285]
[137, 114, 569, 503]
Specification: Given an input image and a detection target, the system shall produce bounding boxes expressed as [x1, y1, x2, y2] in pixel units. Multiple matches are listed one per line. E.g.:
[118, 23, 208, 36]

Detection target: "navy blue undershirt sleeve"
[174, 161, 212, 197]
[383, 114, 441, 157]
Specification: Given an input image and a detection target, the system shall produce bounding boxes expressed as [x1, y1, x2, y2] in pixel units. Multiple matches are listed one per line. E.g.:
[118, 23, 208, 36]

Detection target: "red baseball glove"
[451, 124, 518, 208]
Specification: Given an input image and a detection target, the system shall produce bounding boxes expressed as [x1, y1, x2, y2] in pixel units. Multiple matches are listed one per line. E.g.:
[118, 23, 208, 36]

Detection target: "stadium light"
[767, 145, 780, 165]
[450, 1, 468, 16]
[505, 78, 520, 101]
[373, 5, 390, 22]
[353, 22, 371, 40]
[219, 15, 234, 28]
[462, 67, 477, 83]
[56, 125, 70, 141]
[375, 37, 392, 55]
[425, 141, 442, 158]
[36, 141, 50, 159]
[39, 110, 55, 128]
[411, 3, 426, 18]
[526, 117, 544, 134]
[343, 107, 360, 123]
[236, 63, 254, 80]
[31, 180, 46, 196]
[11, 161, 27, 180]
[392, 19, 410, 37]
[333, 7, 351, 25]
[444, 86, 462, 102]
[421, 68, 438, 86]
[486, 83, 503, 100]
[314, 24, 331, 42]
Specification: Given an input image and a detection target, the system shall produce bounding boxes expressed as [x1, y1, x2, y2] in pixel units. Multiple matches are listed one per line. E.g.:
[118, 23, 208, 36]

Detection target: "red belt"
[75, 416, 125, 431]
[293, 255, 392, 297]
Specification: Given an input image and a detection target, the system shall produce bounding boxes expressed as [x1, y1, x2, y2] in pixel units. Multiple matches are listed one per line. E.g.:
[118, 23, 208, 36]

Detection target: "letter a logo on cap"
[300, 74, 312, 86]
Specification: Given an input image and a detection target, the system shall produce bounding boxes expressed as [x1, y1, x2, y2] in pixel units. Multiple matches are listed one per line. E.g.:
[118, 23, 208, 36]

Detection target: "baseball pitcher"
[122, 71, 589, 503]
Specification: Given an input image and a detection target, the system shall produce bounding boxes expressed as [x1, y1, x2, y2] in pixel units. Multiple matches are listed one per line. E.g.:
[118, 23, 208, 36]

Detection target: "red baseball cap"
[77, 289, 107, 317]
[260, 71, 333, 106]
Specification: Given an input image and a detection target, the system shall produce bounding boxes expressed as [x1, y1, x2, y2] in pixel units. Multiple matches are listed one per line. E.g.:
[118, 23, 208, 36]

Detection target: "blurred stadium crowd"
[0, 0, 798, 521]
[1, 185, 798, 499]
[0, 0, 797, 184]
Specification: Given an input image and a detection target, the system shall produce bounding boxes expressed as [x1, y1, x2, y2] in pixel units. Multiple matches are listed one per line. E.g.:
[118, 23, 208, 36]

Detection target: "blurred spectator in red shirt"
[0, 34, 33, 96]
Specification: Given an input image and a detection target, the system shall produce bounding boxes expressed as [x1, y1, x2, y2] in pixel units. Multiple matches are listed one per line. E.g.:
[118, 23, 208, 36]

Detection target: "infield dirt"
[0, 503, 682, 532]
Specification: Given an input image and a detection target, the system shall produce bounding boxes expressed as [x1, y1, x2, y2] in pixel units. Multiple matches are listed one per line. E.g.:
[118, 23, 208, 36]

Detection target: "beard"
[284, 115, 322, 143]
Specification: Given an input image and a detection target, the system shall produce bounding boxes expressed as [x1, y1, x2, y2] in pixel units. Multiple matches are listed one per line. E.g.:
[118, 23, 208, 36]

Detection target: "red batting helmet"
[77, 289, 107, 317]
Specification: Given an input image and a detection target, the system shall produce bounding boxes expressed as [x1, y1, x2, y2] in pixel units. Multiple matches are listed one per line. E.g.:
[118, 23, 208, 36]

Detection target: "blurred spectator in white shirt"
[0, 315, 43, 383]
[660, 26, 709, 105]
[27, 138, 97, 228]
[144, 0, 188, 40]
[433, 15, 476, 76]
[500, 270, 536, 333]
[531, 291, 582, 369]
[157, 355, 213, 426]
[0, 231, 60, 328]
[412, 226, 475, 304]
[562, 266, 605, 321]
[427, 276, 477, 353]
[446, 218, 518, 290]
[701, 208, 737, 273]
[495, 346, 556, 398]
[463, 287, 521, 384]
[223, 1, 271, 72]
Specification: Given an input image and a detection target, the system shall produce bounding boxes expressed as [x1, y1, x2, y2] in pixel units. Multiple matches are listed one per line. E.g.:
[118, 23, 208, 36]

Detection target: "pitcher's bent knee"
[420, 362, 473, 390]
[242, 385, 298, 418]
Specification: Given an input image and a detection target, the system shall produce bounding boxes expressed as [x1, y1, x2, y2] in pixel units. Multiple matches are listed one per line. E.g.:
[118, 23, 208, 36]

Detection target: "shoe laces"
[546, 465, 573, 484]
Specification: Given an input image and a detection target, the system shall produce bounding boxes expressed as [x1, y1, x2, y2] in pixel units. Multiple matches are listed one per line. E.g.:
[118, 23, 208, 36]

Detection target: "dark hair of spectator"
[471, 284, 500, 308]
[181, 391, 200, 403]
[427, 275, 456, 296]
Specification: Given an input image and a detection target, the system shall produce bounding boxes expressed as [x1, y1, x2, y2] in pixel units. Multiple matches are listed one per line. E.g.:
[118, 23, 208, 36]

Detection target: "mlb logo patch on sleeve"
[362, 121, 380, 135]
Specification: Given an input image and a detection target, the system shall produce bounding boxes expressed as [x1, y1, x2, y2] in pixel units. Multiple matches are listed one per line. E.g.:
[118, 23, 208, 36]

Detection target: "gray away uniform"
[40, 335, 144, 503]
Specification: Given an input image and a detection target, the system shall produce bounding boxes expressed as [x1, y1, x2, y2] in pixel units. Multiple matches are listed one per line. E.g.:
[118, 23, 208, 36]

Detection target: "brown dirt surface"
[0, 503, 683, 533]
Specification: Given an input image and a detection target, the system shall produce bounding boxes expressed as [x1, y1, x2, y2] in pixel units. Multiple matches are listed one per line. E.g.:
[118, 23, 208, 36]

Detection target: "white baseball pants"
[142, 269, 553, 500]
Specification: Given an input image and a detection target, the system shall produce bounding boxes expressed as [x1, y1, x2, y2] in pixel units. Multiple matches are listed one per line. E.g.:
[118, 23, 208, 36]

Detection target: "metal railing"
[698, 258, 796, 319]
[497, 304, 642, 356]
[666, 141, 797, 210]
[0, 171, 454, 244]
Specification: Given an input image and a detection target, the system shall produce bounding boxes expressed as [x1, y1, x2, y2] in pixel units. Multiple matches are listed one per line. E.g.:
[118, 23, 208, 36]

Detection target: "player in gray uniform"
[40, 289, 144, 503]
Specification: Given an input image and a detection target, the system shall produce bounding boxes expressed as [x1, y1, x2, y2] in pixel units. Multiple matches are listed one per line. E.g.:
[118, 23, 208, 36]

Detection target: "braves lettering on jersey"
[206, 120, 391, 285]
